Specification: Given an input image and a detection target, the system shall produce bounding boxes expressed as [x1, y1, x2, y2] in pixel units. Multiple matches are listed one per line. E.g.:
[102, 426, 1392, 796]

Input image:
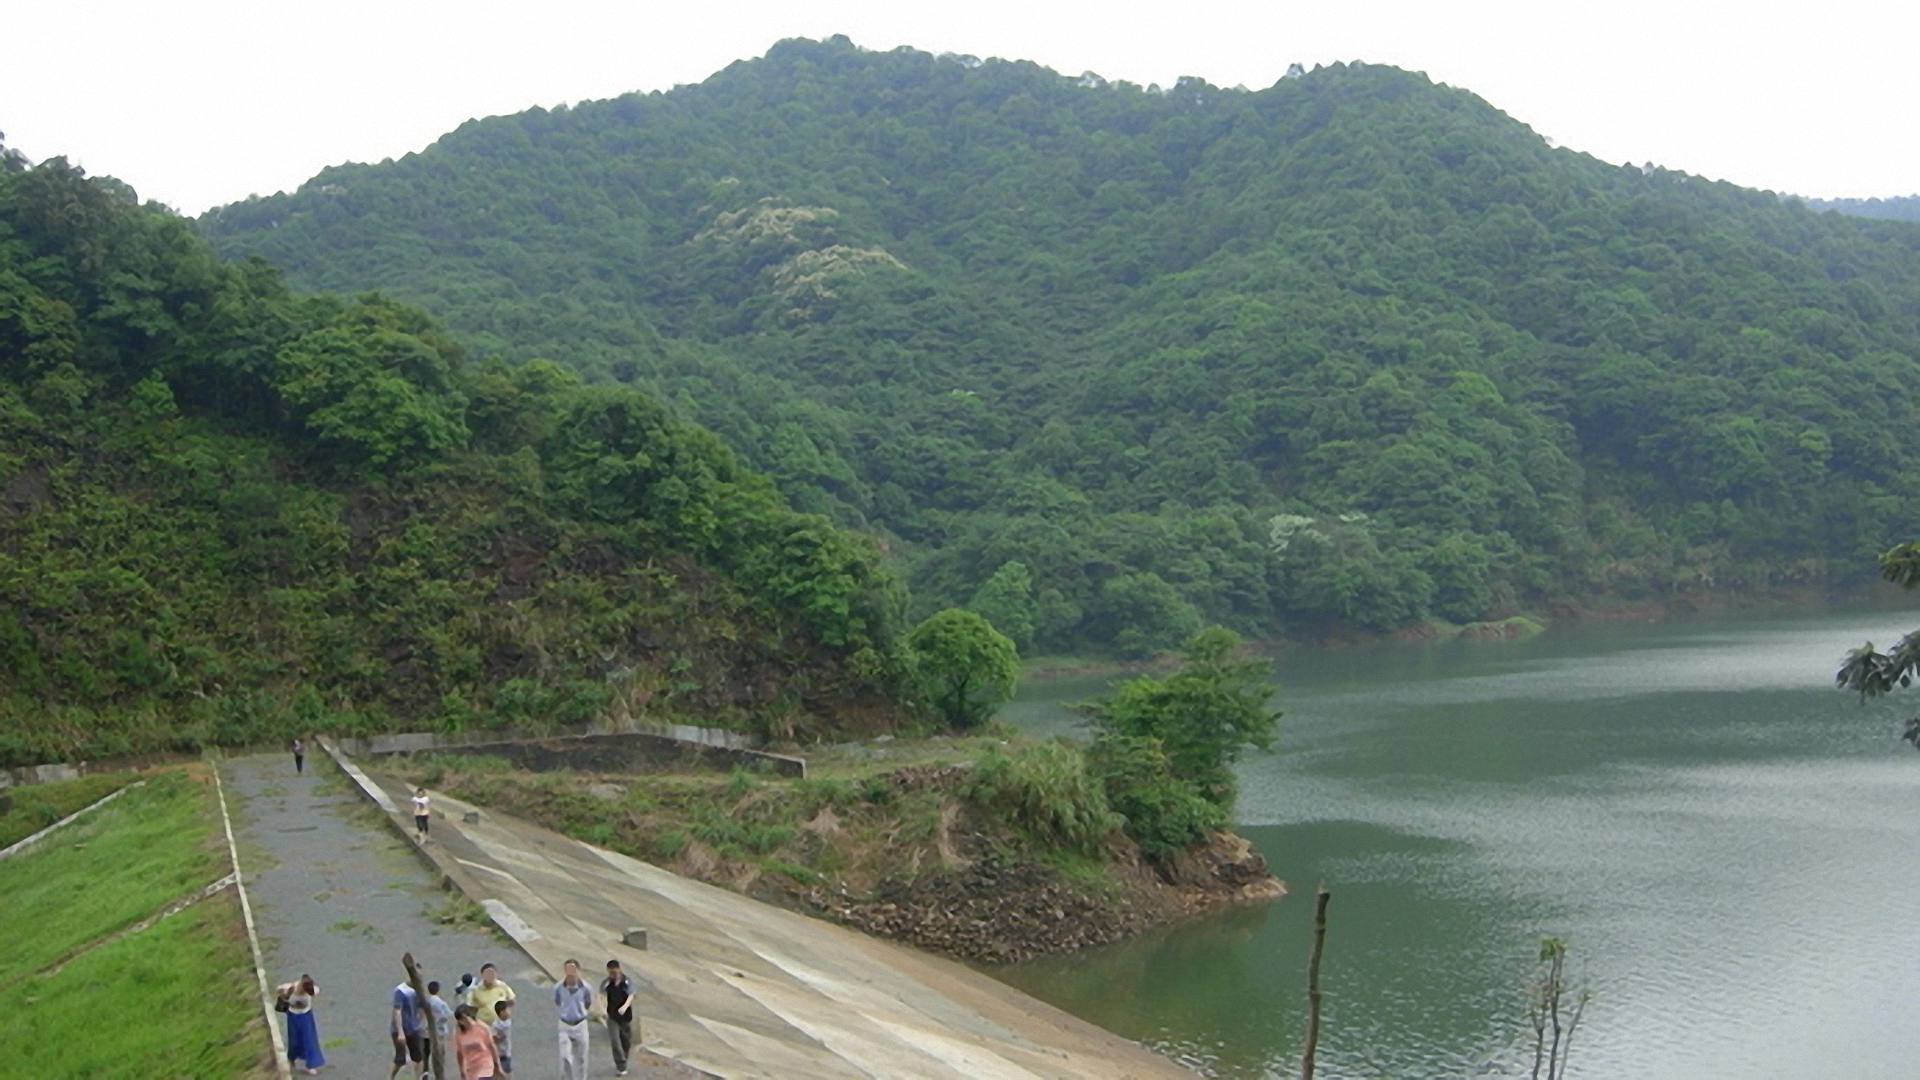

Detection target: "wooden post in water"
[1300, 883, 1331, 1080]
[402, 951, 445, 1080]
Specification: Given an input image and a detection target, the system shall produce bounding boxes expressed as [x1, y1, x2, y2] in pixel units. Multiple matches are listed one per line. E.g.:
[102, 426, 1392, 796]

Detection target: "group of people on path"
[277, 740, 641, 1076]
[280, 956, 638, 1079]
[387, 958, 639, 1079]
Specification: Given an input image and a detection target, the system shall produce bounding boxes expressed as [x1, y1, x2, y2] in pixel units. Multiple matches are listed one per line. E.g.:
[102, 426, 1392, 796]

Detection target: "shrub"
[1081, 627, 1279, 810]
[1087, 734, 1226, 860]
[964, 741, 1119, 854]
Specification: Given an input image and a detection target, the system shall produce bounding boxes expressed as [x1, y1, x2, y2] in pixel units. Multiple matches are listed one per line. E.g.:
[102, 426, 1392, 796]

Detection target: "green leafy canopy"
[203, 38, 1920, 654]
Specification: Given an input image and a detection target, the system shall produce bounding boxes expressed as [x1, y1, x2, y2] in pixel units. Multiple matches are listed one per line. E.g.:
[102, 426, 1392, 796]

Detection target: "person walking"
[453, 1003, 503, 1080]
[553, 958, 595, 1080]
[412, 787, 431, 843]
[275, 974, 326, 1075]
[291, 737, 306, 775]
[465, 962, 515, 1025]
[427, 980, 456, 1065]
[602, 958, 637, 1076]
[389, 979, 429, 1080]
[489, 998, 515, 1079]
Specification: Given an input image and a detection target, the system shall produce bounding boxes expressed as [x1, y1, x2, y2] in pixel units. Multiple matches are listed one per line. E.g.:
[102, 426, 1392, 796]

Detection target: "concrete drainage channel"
[317, 737, 717, 1078]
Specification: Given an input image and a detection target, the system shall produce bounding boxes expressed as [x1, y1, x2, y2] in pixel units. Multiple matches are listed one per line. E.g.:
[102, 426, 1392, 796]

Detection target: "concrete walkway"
[223, 754, 552, 1076]
[348, 767, 1191, 1080]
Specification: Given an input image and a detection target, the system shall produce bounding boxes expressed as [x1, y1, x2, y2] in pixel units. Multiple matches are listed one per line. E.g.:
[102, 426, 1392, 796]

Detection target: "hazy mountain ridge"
[1805, 194, 1920, 222]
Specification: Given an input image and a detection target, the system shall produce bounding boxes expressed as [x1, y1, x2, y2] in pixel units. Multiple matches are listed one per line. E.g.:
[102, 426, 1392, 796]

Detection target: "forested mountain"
[1807, 195, 1920, 222]
[0, 139, 904, 765]
[203, 36, 1920, 654]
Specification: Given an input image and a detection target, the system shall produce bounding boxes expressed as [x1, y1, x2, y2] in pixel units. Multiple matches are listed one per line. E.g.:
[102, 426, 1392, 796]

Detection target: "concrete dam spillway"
[327, 743, 1192, 1079]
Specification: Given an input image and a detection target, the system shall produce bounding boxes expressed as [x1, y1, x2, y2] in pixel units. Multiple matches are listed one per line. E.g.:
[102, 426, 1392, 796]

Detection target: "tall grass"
[964, 742, 1120, 854]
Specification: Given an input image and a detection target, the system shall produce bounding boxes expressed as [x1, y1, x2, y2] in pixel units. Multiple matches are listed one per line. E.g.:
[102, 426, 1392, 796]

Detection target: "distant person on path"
[490, 998, 515, 1078]
[276, 974, 326, 1075]
[602, 958, 637, 1075]
[466, 962, 515, 1029]
[453, 1003, 503, 1080]
[554, 958, 595, 1080]
[413, 787, 431, 843]
[389, 979, 429, 1080]
[291, 737, 305, 775]
[428, 979, 456, 1064]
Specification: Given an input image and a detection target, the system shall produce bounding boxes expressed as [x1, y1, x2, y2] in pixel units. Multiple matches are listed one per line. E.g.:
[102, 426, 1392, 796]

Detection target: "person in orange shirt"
[453, 1004, 503, 1080]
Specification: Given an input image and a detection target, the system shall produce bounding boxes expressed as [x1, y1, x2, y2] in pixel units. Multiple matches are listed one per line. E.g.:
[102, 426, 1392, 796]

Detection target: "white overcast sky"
[6, 0, 1917, 215]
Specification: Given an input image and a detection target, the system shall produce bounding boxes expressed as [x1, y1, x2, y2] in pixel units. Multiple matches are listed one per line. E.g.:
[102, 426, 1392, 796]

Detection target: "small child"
[490, 997, 514, 1077]
[426, 979, 455, 1064]
[412, 787, 431, 842]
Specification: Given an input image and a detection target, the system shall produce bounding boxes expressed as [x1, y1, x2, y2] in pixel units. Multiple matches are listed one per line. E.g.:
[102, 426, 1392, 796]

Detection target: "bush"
[1087, 734, 1225, 860]
[1082, 627, 1279, 810]
[964, 741, 1119, 854]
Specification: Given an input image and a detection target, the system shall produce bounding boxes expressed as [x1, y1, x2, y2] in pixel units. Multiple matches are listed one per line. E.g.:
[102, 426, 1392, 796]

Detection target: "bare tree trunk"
[1300, 883, 1331, 1080]
[403, 951, 444, 1080]
[1547, 949, 1563, 1080]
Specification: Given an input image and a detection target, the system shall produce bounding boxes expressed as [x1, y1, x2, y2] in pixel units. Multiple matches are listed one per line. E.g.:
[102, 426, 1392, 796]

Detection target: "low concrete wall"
[3, 751, 201, 790]
[4, 722, 786, 790]
[340, 728, 807, 778]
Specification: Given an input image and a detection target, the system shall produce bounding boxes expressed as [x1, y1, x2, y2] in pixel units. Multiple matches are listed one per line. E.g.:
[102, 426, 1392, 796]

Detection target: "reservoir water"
[996, 606, 1920, 1078]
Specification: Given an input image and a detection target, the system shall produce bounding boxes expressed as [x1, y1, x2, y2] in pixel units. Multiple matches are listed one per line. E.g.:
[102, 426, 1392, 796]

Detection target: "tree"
[1836, 540, 1920, 747]
[906, 608, 1018, 730]
[967, 560, 1038, 650]
[1082, 627, 1279, 808]
[272, 319, 469, 469]
[1527, 937, 1589, 1080]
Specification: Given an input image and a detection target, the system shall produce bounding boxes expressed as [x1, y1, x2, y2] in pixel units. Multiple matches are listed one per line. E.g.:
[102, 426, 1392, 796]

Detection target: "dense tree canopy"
[1807, 195, 1920, 223]
[906, 608, 1018, 729]
[203, 38, 1920, 653]
[0, 143, 907, 765]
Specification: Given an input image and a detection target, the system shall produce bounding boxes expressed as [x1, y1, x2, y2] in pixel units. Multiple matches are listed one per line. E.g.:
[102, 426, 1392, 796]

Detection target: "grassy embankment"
[0, 772, 134, 847]
[0, 770, 263, 1077]
[402, 735, 1035, 890]
[393, 729, 1271, 962]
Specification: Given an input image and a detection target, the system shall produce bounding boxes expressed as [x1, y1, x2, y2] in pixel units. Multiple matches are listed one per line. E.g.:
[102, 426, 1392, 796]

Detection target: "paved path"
[347, 767, 1191, 1080]
[224, 753, 555, 1076]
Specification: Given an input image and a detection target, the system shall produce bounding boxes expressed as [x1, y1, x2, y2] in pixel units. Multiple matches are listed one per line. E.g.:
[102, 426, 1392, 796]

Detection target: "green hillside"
[203, 37, 1920, 653]
[0, 140, 905, 766]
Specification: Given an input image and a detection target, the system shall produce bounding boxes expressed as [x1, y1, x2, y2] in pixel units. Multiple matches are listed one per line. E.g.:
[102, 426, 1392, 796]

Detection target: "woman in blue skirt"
[276, 975, 327, 1074]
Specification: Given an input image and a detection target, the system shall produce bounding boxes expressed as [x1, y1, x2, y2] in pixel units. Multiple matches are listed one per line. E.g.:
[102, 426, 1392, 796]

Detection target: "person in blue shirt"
[553, 958, 596, 1080]
[389, 980, 428, 1080]
[426, 980, 456, 1067]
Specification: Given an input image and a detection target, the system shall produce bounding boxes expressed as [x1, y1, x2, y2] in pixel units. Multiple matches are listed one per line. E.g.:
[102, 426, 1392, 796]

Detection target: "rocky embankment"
[807, 828, 1283, 964]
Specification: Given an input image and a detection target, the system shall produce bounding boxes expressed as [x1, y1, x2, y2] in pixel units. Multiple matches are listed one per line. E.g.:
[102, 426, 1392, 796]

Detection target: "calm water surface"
[996, 607, 1920, 1078]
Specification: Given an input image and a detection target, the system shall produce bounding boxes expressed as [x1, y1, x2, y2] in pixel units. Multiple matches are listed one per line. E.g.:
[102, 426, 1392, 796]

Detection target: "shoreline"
[1022, 584, 1902, 682]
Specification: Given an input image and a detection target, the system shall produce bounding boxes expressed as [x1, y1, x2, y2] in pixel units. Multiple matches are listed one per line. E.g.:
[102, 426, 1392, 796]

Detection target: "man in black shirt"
[602, 958, 637, 1076]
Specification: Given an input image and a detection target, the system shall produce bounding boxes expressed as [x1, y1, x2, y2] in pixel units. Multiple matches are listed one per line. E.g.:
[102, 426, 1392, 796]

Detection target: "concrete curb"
[0, 779, 146, 862]
[316, 737, 548, 963]
[212, 761, 293, 1079]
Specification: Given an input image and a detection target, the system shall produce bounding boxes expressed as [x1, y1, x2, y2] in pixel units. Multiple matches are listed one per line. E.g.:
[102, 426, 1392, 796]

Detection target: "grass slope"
[0, 772, 135, 848]
[0, 769, 261, 1077]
